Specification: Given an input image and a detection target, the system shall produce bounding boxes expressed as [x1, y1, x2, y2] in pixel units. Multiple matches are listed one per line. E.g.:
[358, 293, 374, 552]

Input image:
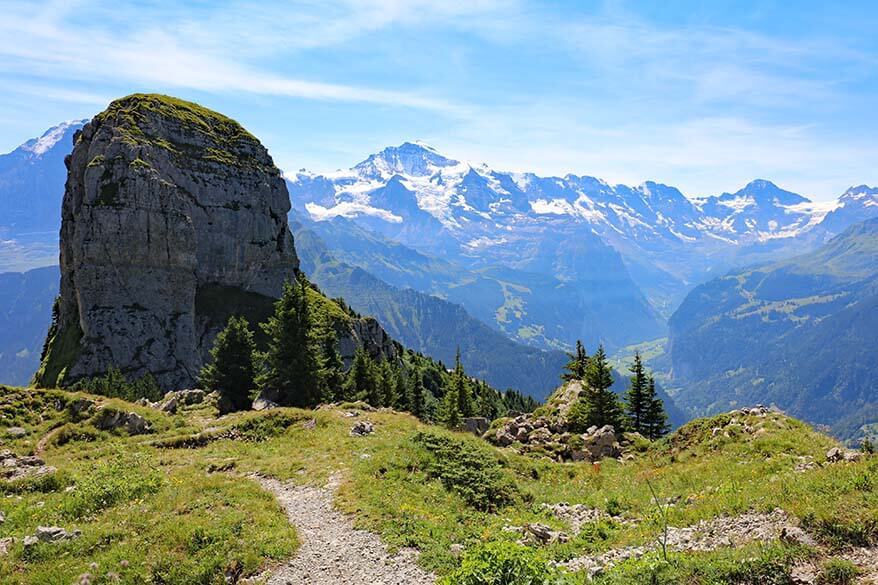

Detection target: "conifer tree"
[441, 384, 461, 428]
[562, 340, 589, 381]
[642, 376, 670, 440]
[581, 344, 625, 430]
[200, 315, 256, 412]
[408, 370, 426, 419]
[345, 346, 380, 405]
[316, 326, 344, 402]
[452, 348, 473, 418]
[392, 365, 408, 411]
[624, 352, 650, 433]
[379, 360, 397, 408]
[256, 278, 321, 407]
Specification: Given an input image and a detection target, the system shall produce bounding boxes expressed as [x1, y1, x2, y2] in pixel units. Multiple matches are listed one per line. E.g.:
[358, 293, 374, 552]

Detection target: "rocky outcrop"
[33, 94, 397, 392]
[34, 94, 298, 390]
[485, 381, 623, 462]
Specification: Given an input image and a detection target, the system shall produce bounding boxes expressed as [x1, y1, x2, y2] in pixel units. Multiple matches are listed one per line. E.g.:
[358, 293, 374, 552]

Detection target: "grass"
[0, 385, 874, 583]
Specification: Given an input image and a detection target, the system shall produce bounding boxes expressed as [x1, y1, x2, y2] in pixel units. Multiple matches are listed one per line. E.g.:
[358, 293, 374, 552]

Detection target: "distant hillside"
[0, 266, 57, 386]
[668, 217, 878, 440]
[293, 220, 569, 399]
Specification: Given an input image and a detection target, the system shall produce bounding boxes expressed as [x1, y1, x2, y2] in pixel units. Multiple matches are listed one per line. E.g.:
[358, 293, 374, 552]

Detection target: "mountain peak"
[355, 141, 461, 178]
[18, 119, 87, 157]
[730, 179, 810, 206]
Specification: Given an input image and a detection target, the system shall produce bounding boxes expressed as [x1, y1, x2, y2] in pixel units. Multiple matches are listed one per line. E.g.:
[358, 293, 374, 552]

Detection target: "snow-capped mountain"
[288, 142, 878, 317]
[0, 120, 86, 232]
[0, 120, 86, 271]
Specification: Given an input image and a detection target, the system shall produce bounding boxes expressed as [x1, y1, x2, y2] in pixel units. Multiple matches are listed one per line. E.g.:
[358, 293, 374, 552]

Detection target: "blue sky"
[1, 0, 877, 200]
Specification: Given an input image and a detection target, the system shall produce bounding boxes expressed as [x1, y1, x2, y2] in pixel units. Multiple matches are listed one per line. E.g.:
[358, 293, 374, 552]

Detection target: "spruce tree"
[408, 370, 426, 419]
[441, 386, 461, 428]
[392, 365, 408, 411]
[562, 340, 589, 381]
[199, 315, 257, 412]
[379, 360, 397, 408]
[317, 326, 344, 402]
[256, 278, 321, 407]
[345, 346, 380, 405]
[452, 348, 473, 418]
[642, 376, 670, 440]
[624, 352, 649, 434]
[582, 344, 625, 430]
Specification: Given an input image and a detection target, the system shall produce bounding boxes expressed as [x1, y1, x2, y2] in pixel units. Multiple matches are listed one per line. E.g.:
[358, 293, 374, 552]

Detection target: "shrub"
[69, 368, 163, 402]
[817, 559, 860, 585]
[440, 542, 573, 585]
[412, 431, 518, 511]
[233, 412, 302, 442]
[50, 423, 101, 447]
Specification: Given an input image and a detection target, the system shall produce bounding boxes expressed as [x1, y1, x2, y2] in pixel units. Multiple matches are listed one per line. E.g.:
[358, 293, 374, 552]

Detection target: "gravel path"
[255, 475, 436, 585]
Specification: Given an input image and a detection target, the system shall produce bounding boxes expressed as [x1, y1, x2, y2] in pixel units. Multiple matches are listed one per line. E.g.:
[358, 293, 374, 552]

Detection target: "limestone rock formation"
[485, 381, 622, 462]
[34, 94, 299, 390]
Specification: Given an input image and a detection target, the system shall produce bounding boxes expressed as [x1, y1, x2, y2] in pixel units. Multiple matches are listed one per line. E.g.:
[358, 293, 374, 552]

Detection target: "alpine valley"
[0, 94, 876, 585]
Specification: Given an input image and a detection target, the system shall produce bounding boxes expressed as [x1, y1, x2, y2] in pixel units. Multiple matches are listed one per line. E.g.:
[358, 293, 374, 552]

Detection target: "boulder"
[92, 408, 151, 435]
[350, 421, 374, 437]
[5, 427, 26, 438]
[582, 425, 621, 460]
[67, 398, 96, 419]
[528, 427, 553, 443]
[24, 526, 81, 547]
[159, 396, 179, 414]
[462, 417, 489, 436]
[0, 450, 57, 481]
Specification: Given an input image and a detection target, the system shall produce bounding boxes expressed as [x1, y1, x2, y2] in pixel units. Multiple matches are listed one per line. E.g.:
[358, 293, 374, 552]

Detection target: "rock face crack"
[255, 475, 435, 585]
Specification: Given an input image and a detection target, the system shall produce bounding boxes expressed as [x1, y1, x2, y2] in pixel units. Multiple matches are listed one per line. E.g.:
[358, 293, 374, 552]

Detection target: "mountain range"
[1, 122, 877, 437]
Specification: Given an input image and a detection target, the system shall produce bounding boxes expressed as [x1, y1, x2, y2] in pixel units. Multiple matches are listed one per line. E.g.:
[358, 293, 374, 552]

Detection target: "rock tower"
[35, 94, 299, 389]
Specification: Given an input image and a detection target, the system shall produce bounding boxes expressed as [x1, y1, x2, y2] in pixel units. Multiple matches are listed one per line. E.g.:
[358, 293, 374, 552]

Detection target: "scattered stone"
[449, 543, 465, 557]
[23, 526, 81, 548]
[0, 511, 5, 523]
[350, 421, 374, 437]
[462, 417, 489, 436]
[487, 381, 629, 462]
[0, 450, 57, 481]
[341, 411, 360, 418]
[5, 427, 26, 438]
[561, 508, 809, 577]
[302, 418, 317, 430]
[826, 447, 862, 463]
[542, 502, 636, 533]
[794, 456, 818, 473]
[523, 523, 569, 545]
[0, 537, 12, 556]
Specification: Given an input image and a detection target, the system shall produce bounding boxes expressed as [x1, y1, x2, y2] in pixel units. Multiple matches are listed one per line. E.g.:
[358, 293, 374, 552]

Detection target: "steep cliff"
[34, 94, 390, 390]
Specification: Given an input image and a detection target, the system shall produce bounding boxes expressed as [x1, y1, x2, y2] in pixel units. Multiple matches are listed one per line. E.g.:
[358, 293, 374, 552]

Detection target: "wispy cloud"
[1, 0, 876, 199]
[0, 0, 483, 113]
